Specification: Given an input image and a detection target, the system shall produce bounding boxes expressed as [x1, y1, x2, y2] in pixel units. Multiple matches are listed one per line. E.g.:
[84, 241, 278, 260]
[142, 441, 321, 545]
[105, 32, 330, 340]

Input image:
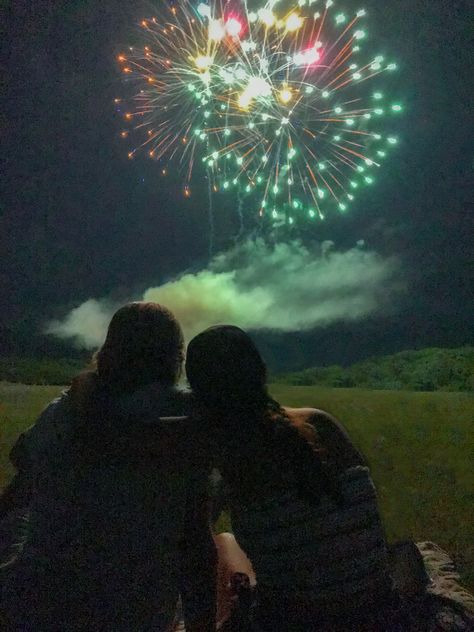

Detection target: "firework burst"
[118, 0, 402, 225]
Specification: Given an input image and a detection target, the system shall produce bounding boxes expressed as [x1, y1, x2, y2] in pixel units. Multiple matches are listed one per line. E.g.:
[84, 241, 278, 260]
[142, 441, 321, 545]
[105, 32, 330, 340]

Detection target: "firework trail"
[207, 169, 215, 255]
[235, 188, 245, 244]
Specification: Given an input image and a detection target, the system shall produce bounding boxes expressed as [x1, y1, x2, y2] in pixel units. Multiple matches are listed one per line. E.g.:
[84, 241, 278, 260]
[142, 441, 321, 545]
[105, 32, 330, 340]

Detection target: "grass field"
[1, 381, 473, 588]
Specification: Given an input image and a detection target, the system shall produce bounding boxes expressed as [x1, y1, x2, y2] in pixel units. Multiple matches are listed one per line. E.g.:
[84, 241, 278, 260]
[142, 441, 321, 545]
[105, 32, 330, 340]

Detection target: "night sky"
[2, 0, 472, 370]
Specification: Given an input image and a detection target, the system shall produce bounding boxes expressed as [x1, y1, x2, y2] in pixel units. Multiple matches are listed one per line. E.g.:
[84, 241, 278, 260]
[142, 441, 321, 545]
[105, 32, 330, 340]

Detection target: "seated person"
[1, 302, 216, 632]
[186, 325, 393, 631]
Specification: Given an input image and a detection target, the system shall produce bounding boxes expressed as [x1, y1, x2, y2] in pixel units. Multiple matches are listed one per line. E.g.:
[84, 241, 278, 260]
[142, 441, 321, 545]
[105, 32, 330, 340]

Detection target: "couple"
[1, 302, 469, 631]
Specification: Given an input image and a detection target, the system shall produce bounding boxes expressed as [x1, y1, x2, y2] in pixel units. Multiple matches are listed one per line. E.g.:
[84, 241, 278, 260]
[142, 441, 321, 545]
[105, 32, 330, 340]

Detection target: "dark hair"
[186, 326, 337, 504]
[69, 302, 184, 454]
[95, 301, 184, 392]
[186, 325, 270, 414]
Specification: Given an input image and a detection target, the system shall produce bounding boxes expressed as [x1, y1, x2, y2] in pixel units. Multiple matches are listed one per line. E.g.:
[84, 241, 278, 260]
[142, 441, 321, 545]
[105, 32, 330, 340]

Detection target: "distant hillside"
[0, 357, 86, 386]
[277, 347, 474, 392]
[1, 346, 473, 391]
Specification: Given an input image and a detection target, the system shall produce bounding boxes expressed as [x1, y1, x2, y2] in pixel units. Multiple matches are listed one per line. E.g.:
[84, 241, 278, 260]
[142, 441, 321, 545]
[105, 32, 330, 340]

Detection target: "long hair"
[95, 301, 184, 392]
[186, 326, 336, 504]
[69, 302, 184, 452]
[186, 325, 270, 415]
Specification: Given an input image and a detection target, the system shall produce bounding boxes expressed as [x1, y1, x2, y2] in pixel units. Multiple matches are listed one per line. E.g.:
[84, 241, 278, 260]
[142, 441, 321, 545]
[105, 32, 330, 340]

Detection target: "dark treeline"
[0, 357, 86, 385]
[277, 347, 474, 392]
[1, 346, 473, 391]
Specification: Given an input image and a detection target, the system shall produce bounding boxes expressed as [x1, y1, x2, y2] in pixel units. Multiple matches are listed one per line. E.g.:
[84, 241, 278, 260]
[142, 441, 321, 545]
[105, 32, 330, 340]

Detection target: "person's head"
[69, 302, 183, 450]
[186, 326, 339, 506]
[95, 301, 184, 392]
[185, 325, 269, 413]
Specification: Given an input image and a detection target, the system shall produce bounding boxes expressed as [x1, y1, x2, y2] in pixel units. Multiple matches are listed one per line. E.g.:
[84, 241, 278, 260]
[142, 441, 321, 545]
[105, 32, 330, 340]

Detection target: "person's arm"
[180, 482, 217, 632]
[0, 433, 33, 519]
[209, 467, 232, 525]
[1, 394, 70, 520]
[0, 473, 31, 519]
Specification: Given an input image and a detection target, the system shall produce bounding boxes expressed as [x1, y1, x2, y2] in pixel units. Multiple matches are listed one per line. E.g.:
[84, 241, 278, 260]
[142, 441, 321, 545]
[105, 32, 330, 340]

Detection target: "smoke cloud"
[47, 299, 114, 349]
[46, 240, 399, 348]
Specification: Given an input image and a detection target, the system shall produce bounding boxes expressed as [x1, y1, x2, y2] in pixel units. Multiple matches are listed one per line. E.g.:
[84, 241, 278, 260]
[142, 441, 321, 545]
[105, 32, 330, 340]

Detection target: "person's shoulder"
[134, 384, 193, 420]
[283, 406, 340, 432]
[126, 390, 210, 462]
[164, 385, 193, 413]
[283, 406, 366, 468]
[11, 390, 72, 467]
[28, 390, 72, 433]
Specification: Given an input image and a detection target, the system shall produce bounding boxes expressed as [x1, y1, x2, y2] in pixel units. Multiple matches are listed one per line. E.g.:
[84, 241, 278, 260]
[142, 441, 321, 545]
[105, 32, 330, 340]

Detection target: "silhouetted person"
[1, 303, 216, 631]
[186, 325, 392, 631]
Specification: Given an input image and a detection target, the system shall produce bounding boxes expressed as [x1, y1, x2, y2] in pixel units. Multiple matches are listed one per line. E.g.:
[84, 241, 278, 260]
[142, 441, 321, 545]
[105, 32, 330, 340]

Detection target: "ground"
[1, 381, 472, 589]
